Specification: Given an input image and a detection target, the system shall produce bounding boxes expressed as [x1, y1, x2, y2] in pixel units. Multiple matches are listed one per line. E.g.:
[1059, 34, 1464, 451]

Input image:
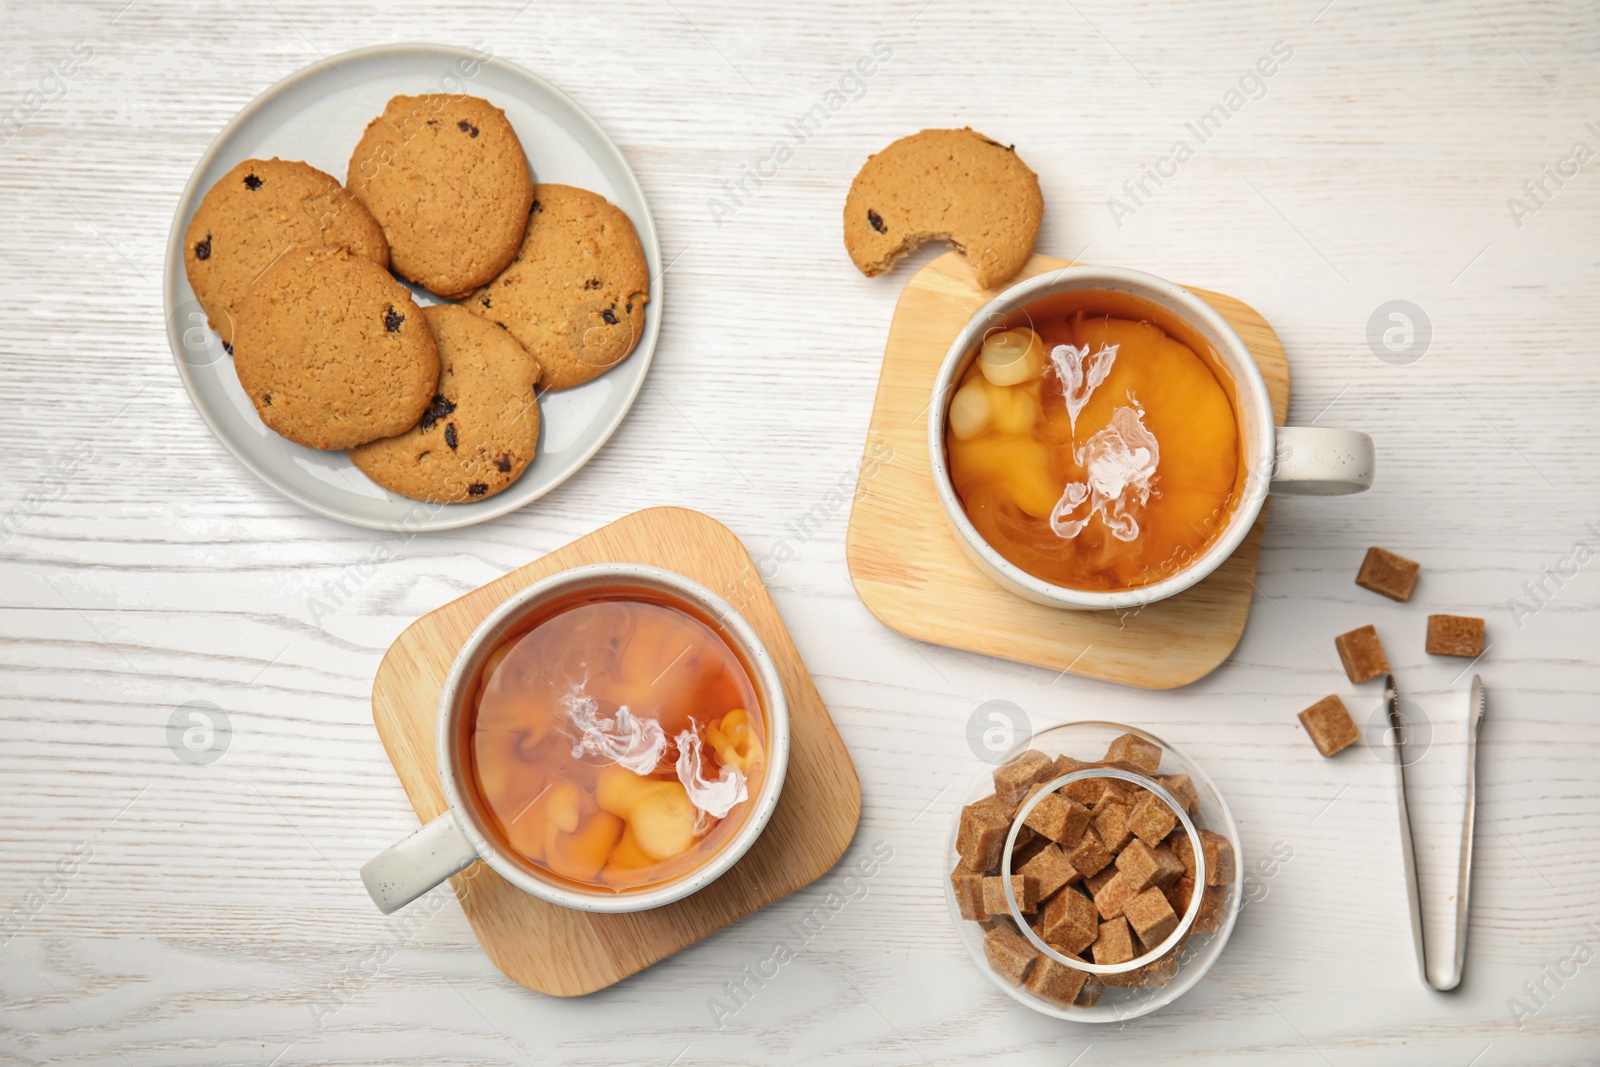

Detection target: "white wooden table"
[3, 1, 1598, 1063]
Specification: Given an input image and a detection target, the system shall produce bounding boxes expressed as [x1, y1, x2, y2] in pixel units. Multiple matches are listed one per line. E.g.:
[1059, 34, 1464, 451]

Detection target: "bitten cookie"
[346, 94, 534, 298]
[182, 158, 389, 346]
[350, 304, 541, 503]
[232, 248, 439, 450]
[464, 184, 650, 391]
[843, 127, 1043, 290]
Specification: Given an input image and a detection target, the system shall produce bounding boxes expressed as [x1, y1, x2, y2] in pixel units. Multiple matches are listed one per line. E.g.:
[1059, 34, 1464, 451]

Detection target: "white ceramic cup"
[929, 265, 1375, 611]
[360, 563, 790, 914]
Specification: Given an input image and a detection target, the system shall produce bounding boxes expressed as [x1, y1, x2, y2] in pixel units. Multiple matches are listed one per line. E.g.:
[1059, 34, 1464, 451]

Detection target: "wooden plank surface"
[846, 250, 1290, 689]
[2, 2, 1598, 1065]
[370, 506, 861, 996]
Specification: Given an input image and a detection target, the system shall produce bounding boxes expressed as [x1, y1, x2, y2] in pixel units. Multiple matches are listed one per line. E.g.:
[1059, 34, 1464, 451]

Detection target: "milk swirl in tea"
[946, 290, 1242, 591]
[464, 590, 766, 892]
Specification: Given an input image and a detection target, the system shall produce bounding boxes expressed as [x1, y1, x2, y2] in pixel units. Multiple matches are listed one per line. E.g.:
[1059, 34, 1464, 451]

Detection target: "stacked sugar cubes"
[951, 734, 1234, 1009]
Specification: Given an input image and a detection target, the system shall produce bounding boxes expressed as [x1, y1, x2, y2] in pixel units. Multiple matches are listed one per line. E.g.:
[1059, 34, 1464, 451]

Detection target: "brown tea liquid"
[462, 587, 765, 893]
[946, 290, 1243, 591]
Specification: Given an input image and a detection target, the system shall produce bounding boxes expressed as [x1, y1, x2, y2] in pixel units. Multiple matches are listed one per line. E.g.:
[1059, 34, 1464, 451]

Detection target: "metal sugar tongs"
[1388, 673, 1487, 992]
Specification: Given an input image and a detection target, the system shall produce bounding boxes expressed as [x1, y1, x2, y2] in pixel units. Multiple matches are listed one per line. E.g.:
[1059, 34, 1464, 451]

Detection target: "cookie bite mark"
[843, 126, 1043, 290]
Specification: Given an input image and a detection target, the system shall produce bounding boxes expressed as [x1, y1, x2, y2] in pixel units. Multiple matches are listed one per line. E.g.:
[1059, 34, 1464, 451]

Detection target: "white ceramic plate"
[164, 43, 662, 531]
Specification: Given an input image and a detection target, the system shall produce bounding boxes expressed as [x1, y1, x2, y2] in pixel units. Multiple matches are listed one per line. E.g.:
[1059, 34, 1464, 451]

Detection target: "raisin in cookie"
[350, 304, 540, 503]
[464, 184, 649, 391]
[346, 94, 534, 299]
[182, 158, 389, 346]
[233, 248, 439, 450]
[844, 127, 1043, 290]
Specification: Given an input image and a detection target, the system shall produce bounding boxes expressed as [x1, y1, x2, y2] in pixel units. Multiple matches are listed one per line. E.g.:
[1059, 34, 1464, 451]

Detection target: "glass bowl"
[944, 721, 1242, 1023]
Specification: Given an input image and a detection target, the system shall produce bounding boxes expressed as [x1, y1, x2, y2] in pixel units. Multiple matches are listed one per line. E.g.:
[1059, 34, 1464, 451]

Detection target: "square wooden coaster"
[845, 252, 1290, 690]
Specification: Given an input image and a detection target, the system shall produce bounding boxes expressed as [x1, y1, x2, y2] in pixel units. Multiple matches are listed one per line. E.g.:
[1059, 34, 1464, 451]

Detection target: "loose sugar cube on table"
[1356, 546, 1420, 601]
[1334, 624, 1390, 683]
[1298, 694, 1361, 757]
[1426, 614, 1485, 658]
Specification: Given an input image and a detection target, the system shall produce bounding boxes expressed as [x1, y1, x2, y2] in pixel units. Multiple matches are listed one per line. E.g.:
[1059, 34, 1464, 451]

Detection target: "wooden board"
[371, 506, 861, 996]
[845, 252, 1290, 690]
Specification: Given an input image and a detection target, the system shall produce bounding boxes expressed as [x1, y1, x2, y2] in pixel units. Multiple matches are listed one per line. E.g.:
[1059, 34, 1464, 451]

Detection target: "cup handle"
[360, 811, 479, 914]
[1270, 427, 1374, 496]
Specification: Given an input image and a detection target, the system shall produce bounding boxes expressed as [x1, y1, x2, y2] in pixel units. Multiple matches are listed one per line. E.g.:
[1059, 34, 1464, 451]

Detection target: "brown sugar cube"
[1075, 978, 1104, 1006]
[1114, 838, 1162, 892]
[957, 801, 1010, 873]
[1124, 887, 1179, 949]
[1356, 546, 1421, 602]
[1168, 829, 1235, 886]
[1334, 624, 1390, 683]
[1167, 875, 1196, 917]
[1018, 843, 1079, 899]
[1198, 829, 1235, 886]
[981, 914, 1016, 935]
[983, 923, 1039, 987]
[1021, 785, 1092, 846]
[1427, 614, 1485, 658]
[1066, 826, 1113, 878]
[1039, 886, 1099, 955]
[1084, 864, 1120, 895]
[1024, 954, 1090, 1008]
[1061, 774, 1109, 807]
[1299, 694, 1361, 757]
[1092, 772, 1141, 805]
[1147, 844, 1186, 889]
[951, 866, 989, 921]
[1093, 870, 1139, 921]
[983, 874, 1038, 916]
[1158, 773, 1200, 816]
[1104, 733, 1163, 775]
[994, 749, 1054, 807]
[1010, 831, 1049, 872]
[1128, 790, 1178, 847]
[1194, 882, 1227, 934]
[1090, 916, 1136, 966]
[1092, 802, 1135, 852]
[1050, 754, 1090, 782]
